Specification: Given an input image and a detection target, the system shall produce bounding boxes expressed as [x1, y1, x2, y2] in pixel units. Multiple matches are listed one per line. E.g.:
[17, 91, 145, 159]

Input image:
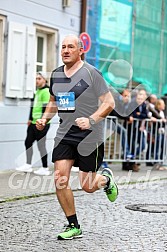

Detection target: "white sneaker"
[34, 167, 51, 176]
[71, 166, 79, 172]
[16, 164, 33, 173]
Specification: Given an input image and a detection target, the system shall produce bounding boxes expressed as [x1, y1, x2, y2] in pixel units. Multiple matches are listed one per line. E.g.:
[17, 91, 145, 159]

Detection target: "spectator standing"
[16, 72, 51, 176]
[110, 89, 134, 159]
[126, 89, 148, 171]
[153, 99, 166, 170]
[146, 94, 160, 165]
[101, 89, 133, 169]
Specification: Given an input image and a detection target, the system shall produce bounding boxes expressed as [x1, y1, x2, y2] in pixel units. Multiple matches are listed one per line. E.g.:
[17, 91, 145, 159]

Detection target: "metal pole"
[80, 0, 87, 61]
[159, 0, 165, 96]
[129, 0, 136, 90]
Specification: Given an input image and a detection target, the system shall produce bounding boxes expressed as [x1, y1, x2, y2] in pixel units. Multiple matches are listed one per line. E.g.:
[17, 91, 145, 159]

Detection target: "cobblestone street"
[1, 179, 167, 252]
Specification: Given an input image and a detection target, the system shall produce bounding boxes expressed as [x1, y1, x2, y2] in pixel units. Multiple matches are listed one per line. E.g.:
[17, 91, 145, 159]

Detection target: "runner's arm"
[75, 91, 115, 130]
[36, 95, 58, 130]
[89, 91, 115, 123]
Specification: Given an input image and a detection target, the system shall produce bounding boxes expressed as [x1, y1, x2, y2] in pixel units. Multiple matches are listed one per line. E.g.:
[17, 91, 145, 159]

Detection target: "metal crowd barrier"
[103, 116, 167, 164]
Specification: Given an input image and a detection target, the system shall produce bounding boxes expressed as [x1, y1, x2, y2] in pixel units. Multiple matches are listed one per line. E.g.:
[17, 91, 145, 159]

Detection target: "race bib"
[56, 92, 75, 111]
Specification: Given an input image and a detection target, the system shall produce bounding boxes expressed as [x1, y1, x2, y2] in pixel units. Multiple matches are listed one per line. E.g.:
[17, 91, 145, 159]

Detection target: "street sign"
[79, 32, 91, 53]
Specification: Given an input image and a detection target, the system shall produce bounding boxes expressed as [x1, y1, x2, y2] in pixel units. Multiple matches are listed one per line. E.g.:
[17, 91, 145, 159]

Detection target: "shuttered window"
[5, 22, 36, 98]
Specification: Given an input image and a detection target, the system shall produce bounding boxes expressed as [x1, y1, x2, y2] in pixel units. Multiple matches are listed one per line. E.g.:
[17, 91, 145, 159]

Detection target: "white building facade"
[0, 0, 82, 170]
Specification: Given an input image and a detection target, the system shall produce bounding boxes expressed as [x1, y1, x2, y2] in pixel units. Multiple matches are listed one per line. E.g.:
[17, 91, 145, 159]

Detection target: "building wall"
[0, 0, 82, 170]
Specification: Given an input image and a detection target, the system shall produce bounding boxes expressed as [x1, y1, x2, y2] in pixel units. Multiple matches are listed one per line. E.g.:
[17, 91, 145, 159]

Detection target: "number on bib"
[56, 92, 75, 111]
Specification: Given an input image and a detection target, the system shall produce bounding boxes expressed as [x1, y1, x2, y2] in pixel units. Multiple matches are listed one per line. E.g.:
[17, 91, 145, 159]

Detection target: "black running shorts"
[52, 138, 104, 172]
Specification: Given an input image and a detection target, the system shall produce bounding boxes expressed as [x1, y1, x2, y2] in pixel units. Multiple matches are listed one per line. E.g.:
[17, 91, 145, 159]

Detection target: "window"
[5, 22, 36, 98]
[35, 24, 58, 82]
[5, 22, 58, 98]
[36, 32, 47, 72]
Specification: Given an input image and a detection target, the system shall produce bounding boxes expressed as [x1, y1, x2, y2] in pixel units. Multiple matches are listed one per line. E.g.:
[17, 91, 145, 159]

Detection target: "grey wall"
[0, 0, 82, 170]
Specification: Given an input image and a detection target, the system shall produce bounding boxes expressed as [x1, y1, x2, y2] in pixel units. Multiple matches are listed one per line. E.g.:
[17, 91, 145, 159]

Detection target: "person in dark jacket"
[127, 89, 148, 171]
[101, 89, 134, 169]
[110, 89, 134, 158]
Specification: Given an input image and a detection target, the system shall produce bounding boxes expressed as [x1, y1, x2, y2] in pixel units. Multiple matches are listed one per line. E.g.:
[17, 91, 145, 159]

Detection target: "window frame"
[35, 24, 58, 82]
[36, 32, 47, 73]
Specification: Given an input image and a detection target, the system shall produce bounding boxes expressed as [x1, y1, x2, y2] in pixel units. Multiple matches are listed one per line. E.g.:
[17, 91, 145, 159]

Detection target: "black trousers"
[25, 124, 50, 167]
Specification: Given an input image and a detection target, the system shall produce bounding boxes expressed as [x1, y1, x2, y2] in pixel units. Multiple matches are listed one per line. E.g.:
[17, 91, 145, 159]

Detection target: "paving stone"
[0, 180, 167, 251]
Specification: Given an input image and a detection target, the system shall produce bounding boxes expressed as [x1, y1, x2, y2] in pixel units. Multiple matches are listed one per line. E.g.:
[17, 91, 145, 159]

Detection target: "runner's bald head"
[63, 34, 84, 49]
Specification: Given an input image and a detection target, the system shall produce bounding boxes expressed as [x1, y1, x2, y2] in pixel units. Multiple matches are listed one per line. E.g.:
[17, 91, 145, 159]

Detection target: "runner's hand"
[36, 119, 47, 130]
[75, 117, 91, 130]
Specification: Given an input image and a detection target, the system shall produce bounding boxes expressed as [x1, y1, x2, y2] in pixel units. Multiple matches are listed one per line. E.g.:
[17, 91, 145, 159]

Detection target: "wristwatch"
[89, 117, 96, 126]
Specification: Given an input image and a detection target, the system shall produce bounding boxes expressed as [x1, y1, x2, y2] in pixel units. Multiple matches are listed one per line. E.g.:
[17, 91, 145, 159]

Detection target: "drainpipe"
[159, 0, 164, 96]
[80, 0, 87, 60]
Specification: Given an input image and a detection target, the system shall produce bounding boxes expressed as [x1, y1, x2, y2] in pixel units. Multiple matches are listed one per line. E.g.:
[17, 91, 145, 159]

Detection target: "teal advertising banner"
[99, 0, 133, 51]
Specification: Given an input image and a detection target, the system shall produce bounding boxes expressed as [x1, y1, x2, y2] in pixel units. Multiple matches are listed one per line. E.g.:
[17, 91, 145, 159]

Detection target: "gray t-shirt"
[50, 62, 109, 143]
